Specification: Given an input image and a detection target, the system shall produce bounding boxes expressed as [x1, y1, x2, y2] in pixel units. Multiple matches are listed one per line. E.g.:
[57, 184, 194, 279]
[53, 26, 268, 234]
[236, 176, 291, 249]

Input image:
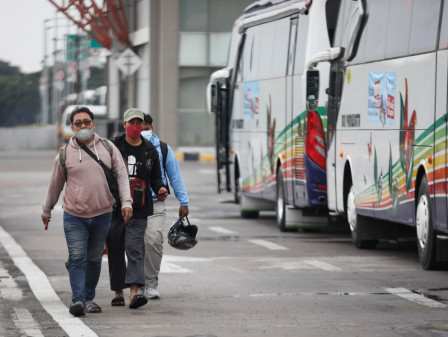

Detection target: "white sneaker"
[145, 287, 160, 299]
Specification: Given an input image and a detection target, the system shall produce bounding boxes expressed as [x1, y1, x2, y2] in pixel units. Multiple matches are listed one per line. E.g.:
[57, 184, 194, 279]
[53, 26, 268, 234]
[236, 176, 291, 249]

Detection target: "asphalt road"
[0, 149, 447, 337]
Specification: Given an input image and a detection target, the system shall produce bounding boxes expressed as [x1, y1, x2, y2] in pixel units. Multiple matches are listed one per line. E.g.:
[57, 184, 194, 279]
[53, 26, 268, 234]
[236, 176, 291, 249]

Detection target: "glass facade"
[178, 0, 253, 146]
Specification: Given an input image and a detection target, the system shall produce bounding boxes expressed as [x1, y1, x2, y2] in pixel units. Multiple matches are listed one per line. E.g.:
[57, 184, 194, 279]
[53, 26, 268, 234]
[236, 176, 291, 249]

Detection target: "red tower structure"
[47, 0, 130, 50]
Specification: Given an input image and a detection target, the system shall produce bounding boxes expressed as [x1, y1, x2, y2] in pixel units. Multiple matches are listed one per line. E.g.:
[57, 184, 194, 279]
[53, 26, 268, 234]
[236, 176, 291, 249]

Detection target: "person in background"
[107, 108, 168, 309]
[140, 113, 189, 299]
[41, 106, 133, 317]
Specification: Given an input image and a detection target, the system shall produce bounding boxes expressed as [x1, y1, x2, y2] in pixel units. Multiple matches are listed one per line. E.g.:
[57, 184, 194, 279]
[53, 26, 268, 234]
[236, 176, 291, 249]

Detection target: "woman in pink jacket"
[41, 106, 132, 317]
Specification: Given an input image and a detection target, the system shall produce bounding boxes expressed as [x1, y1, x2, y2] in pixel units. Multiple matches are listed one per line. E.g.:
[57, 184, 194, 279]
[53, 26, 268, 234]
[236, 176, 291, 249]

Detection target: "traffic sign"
[115, 48, 142, 76]
[66, 34, 89, 61]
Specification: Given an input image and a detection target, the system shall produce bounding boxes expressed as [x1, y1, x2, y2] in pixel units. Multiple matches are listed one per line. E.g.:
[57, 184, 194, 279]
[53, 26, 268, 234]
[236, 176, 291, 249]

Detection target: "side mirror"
[306, 70, 320, 111]
[206, 82, 217, 115]
[210, 84, 217, 114]
[207, 68, 232, 115]
[306, 47, 343, 69]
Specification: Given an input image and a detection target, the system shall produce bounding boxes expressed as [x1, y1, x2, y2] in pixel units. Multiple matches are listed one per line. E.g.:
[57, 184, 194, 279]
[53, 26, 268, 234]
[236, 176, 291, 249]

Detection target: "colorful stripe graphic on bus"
[354, 78, 437, 220]
[241, 106, 328, 197]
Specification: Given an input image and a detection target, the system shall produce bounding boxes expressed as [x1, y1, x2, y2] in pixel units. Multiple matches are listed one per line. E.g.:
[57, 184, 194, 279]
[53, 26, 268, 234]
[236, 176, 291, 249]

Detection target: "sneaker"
[69, 301, 85, 317]
[145, 287, 160, 299]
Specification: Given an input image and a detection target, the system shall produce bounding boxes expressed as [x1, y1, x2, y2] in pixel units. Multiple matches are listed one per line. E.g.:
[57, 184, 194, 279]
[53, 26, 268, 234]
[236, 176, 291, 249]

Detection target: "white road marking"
[13, 307, 44, 337]
[208, 226, 238, 235]
[303, 259, 342, 271]
[0, 265, 23, 300]
[386, 287, 448, 308]
[103, 255, 196, 273]
[163, 255, 214, 262]
[0, 225, 98, 337]
[160, 263, 192, 273]
[248, 239, 288, 251]
[160, 255, 215, 273]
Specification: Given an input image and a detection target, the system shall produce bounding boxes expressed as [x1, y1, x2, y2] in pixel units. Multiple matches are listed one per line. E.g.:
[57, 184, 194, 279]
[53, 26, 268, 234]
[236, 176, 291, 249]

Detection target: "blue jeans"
[63, 211, 112, 304]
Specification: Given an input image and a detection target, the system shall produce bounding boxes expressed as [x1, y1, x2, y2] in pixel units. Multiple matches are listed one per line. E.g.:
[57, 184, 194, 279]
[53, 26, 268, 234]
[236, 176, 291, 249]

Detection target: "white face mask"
[75, 128, 94, 141]
[141, 130, 152, 141]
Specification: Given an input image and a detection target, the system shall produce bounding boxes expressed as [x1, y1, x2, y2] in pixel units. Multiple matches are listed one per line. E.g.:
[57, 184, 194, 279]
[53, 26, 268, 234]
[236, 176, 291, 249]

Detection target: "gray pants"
[107, 216, 147, 291]
[143, 201, 166, 289]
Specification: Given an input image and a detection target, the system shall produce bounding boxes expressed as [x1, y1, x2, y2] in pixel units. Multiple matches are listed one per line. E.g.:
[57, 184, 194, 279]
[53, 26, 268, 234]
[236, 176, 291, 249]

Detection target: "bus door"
[213, 80, 231, 193]
[286, 16, 299, 205]
[328, 0, 367, 214]
[326, 61, 344, 212]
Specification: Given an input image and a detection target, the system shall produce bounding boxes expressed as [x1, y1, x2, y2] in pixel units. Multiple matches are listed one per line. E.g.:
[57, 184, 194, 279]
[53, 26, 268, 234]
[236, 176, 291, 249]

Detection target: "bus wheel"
[346, 186, 378, 249]
[234, 167, 242, 204]
[276, 169, 287, 232]
[416, 176, 437, 270]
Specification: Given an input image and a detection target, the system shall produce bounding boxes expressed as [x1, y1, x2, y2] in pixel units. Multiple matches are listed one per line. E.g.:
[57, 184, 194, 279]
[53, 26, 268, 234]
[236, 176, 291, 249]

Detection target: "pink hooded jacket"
[42, 134, 132, 218]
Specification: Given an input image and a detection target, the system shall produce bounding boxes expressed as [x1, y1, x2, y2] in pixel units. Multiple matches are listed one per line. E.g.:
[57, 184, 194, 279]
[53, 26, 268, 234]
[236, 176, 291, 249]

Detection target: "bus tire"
[234, 161, 241, 204]
[416, 176, 438, 270]
[346, 186, 379, 249]
[276, 169, 287, 232]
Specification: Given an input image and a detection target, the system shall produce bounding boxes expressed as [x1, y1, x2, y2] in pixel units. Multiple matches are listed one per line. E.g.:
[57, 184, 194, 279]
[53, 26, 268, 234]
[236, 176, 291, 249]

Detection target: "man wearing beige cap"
[107, 108, 168, 309]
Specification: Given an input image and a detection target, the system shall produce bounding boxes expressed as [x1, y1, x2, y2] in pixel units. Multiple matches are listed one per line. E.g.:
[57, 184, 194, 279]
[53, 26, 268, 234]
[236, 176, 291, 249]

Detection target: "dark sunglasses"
[73, 120, 93, 128]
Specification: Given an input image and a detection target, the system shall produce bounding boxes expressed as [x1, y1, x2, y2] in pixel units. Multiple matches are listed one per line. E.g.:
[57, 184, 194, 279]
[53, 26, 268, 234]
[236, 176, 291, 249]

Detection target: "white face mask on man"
[75, 128, 94, 141]
[141, 130, 152, 141]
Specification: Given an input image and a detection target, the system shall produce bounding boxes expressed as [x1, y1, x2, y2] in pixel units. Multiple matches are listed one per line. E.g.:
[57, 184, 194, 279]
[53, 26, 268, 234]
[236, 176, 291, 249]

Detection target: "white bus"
[207, 0, 340, 231]
[309, 0, 448, 269]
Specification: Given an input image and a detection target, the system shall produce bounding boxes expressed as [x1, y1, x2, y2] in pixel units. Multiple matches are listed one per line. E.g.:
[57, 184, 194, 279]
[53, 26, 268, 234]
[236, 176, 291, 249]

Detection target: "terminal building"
[105, 0, 253, 148]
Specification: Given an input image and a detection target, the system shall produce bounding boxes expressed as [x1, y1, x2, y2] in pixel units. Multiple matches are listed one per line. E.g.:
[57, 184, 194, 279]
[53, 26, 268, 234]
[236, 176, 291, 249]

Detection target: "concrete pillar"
[150, 0, 179, 148]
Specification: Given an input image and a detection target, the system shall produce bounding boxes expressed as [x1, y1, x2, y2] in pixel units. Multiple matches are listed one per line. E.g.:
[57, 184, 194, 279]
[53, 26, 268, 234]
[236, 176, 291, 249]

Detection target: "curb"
[174, 151, 215, 162]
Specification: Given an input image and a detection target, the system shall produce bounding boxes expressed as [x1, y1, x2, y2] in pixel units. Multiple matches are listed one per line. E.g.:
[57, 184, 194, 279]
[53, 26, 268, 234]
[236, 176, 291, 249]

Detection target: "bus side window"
[440, 0, 448, 50]
[364, 0, 389, 62]
[237, 46, 245, 83]
[293, 14, 309, 75]
[242, 29, 256, 81]
[385, 0, 412, 59]
[234, 34, 246, 84]
[409, 0, 441, 54]
[287, 17, 298, 76]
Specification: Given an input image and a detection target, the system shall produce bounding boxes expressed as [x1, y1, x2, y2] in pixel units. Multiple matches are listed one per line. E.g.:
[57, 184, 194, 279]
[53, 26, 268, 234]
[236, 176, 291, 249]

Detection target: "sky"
[0, 0, 65, 74]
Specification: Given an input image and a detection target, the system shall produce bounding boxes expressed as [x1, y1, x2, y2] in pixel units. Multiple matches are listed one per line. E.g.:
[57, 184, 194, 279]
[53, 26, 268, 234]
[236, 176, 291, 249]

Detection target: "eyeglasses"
[73, 120, 93, 128]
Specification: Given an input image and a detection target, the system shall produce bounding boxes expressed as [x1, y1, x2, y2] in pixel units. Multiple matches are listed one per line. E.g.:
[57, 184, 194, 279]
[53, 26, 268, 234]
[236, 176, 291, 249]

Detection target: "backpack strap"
[100, 138, 113, 156]
[159, 141, 170, 194]
[59, 144, 68, 181]
[59, 138, 113, 181]
[160, 141, 168, 172]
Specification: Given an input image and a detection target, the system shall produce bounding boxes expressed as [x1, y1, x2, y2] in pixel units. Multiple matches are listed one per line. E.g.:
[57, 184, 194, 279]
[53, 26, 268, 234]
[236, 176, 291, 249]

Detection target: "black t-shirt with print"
[124, 141, 144, 178]
[111, 134, 166, 219]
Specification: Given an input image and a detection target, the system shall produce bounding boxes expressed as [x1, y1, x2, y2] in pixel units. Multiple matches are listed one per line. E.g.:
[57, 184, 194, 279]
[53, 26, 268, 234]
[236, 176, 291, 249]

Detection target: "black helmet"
[168, 216, 198, 250]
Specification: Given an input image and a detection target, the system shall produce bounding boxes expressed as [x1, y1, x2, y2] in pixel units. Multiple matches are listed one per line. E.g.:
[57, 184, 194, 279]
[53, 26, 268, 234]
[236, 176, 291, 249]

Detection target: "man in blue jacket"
[140, 113, 189, 299]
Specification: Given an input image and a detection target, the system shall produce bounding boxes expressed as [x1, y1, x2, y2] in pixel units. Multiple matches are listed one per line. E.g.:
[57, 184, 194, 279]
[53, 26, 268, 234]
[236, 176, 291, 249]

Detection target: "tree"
[0, 60, 40, 126]
[0, 60, 106, 127]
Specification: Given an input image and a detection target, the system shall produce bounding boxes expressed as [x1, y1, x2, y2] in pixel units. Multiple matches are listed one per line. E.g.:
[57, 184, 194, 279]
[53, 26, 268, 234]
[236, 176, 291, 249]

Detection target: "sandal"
[111, 296, 125, 306]
[85, 301, 102, 313]
[129, 294, 148, 309]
